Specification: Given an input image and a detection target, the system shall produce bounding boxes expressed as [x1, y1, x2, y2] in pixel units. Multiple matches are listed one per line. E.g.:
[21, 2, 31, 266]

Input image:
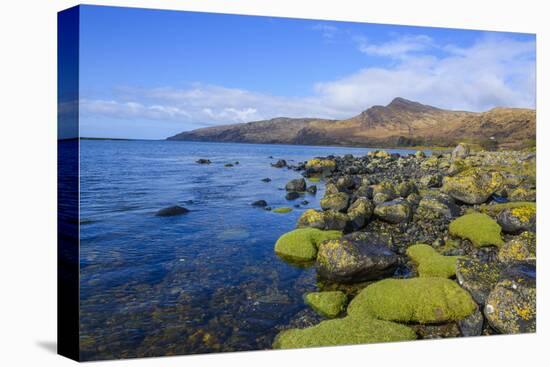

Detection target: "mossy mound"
[347, 278, 476, 324]
[304, 291, 347, 318]
[449, 213, 504, 247]
[274, 228, 342, 262]
[273, 207, 293, 214]
[273, 315, 416, 349]
[406, 244, 461, 278]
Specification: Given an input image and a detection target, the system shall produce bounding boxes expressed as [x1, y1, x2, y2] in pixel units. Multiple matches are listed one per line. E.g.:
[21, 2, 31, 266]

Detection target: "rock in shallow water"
[285, 178, 306, 192]
[285, 192, 300, 200]
[251, 200, 268, 207]
[316, 237, 398, 283]
[155, 205, 189, 217]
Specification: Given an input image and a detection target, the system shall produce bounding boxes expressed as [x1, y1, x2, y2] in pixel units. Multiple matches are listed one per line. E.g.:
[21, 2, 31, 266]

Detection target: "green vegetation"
[406, 244, 461, 278]
[273, 207, 293, 214]
[347, 278, 476, 324]
[449, 212, 504, 247]
[304, 291, 347, 318]
[274, 228, 342, 262]
[273, 315, 416, 349]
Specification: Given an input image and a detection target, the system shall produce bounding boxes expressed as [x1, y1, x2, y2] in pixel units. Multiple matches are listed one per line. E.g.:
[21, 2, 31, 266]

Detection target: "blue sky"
[77, 5, 536, 139]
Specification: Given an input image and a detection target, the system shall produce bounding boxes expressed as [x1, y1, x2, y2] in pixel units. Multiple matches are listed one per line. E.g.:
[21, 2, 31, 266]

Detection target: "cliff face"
[167, 98, 536, 148]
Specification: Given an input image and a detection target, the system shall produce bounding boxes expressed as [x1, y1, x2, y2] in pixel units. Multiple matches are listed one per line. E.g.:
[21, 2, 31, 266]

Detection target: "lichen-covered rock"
[452, 143, 470, 160]
[373, 181, 396, 199]
[496, 206, 536, 234]
[442, 168, 503, 204]
[320, 192, 350, 212]
[458, 308, 484, 337]
[479, 201, 536, 217]
[304, 291, 347, 318]
[420, 174, 443, 188]
[455, 258, 503, 304]
[484, 262, 536, 334]
[272, 315, 416, 349]
[346, 197, 374, 230]
[416, 193, 460, 220]
[368, 150, 392, 159]
[347, 278, 476, 323]
[316, 237, 398, 283]
[297, 209, 326, 229]
[406, 244, 461, 278]
[285, 178, 307, 192]
[274, 228, 342, 262]
[374, 199, 412, 223]
[323, 210, 349, 231]
[305, 158, 336, 175]
[508, 187, 536, 202]
[498, 232, 536, 262]
[395, 181, 417, 198]
[449, 213, 504, 247]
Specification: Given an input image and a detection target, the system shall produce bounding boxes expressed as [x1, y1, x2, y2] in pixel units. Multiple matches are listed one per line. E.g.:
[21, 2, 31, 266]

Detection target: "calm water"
[79, 140, 420, 360]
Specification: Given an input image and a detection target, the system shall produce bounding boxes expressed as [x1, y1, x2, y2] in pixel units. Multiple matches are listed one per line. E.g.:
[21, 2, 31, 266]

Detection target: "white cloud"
[80, 35, 535, 129]
[357, 34, 434, 58]
[311, 23, 339, 39]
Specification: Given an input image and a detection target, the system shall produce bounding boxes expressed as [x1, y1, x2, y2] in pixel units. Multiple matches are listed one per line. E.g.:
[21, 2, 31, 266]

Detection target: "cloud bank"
[81, 34, 535, 130]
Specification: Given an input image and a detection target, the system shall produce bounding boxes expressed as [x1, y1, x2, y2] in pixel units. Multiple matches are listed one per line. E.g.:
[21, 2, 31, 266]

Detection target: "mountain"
[167, 98, 536, 148]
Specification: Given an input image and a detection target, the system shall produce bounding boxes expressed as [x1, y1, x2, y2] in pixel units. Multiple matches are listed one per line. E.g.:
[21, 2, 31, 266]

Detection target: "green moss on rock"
[274, 228, 342, 262]
[273, 315, 416, 349]
[449, 213, 504, 247]
[273, 207, 293, 214]
[296, 209, 326, 229]
[304, 291, 347, 318]
[347, 278, 476, 324]
[406, 244, 461, 278]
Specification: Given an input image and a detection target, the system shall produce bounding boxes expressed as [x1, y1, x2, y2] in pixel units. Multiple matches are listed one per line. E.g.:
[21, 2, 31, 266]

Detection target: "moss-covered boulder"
[406, 244, 461, 278]
[498, 232, 536, 262]
[449, 213, 504, 247]
[484, 261, 536, 334]
[374, 199, 412, 223]
[320, 192, 350, 212]
[496, 206, 536, 234]
[323, 210, 349, 231]
[395, 181, 417, 198]
[347, 278, 476, 324]
[273, 315, 416, 349]
[297, 209, 326, 229]
[479, 201, 535, 217]
[274, 228, 342, 262]
[346, 197, 374, 230]
[317, 237, 398, 283]
[442, 167, 503, 204]
[273, 207, 293, 214]
[305, 158, 336, 175]
[304, 291, 347, 318]
[416, 193, 460, 220]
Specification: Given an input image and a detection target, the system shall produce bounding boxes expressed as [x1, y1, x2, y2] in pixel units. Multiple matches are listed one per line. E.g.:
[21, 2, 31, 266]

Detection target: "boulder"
[271, 159, 287, 168]
[261, 177, 272, 182]
[155, 205, 189, 217]
[406, 244, 461, 278]
[374, 199, 412, 223]
[347, 278, 476, 323]
[285, 178, 306, 192]
[496, 206, 536, 234]
[455, 258, 503, 304]
[420, 174, 443, 188]
[304, 291, 347, 318]
[346, 197, 374, 230]
[508, 187, 536, 202]
[458, 308, 484, 337]
[274, 228, 342, 262]
[316, 237, 398, 283]
[395, 181, 417, 198]
[320, 192, 350, 212]
[484, 261, 536, 334]
[306, 185, 317, 194]
[251, 200, 268, 207]
[297, 209, 326, 229]
[498, 232, 536, 262]
[323, 210, 349, 231]
[416, 193, 460, 219]
[196, 158, 211, 164]
[442, 168, 503, 204]
[449, 213, 504, 247]
[451, 143, 470, 160]
[305, 158, 336, 175]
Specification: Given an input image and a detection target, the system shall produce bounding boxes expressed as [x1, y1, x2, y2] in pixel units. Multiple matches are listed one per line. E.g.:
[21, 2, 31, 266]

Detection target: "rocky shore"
[271, 143, 536, 348]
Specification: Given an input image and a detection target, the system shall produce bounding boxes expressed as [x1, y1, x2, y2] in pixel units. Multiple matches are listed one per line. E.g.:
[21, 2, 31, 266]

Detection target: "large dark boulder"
[285, 178, 307, 192]
[316, 236, 398, 283]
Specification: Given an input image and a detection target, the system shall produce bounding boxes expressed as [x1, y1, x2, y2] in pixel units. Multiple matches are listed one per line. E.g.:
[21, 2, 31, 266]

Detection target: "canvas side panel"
[57, 5, 80, 361]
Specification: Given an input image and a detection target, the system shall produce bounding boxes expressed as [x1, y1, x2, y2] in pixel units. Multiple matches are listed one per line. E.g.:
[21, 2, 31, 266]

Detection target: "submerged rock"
[155, 205, 189, 217]
[273, 207, 293, 214]
[484, 261, 536, 334]
[316, 237, 398, 283]
[304, 291, 347, 318]
[261, 177, 272, 182]
[374, 198, 412, 223]
[251, 200, 268, 207]
[285, 178, 306, 192]
[274, 228, 342, 262]
[347, 277, 476, 323]
[449, 213, 504, 247]
[285, 192, 300, 200]
[406, 244, 461, 278]
[196, 158, 211, 164]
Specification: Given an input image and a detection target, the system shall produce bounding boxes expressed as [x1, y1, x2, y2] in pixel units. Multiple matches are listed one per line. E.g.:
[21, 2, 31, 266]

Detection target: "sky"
[76, 5, 536, 139]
